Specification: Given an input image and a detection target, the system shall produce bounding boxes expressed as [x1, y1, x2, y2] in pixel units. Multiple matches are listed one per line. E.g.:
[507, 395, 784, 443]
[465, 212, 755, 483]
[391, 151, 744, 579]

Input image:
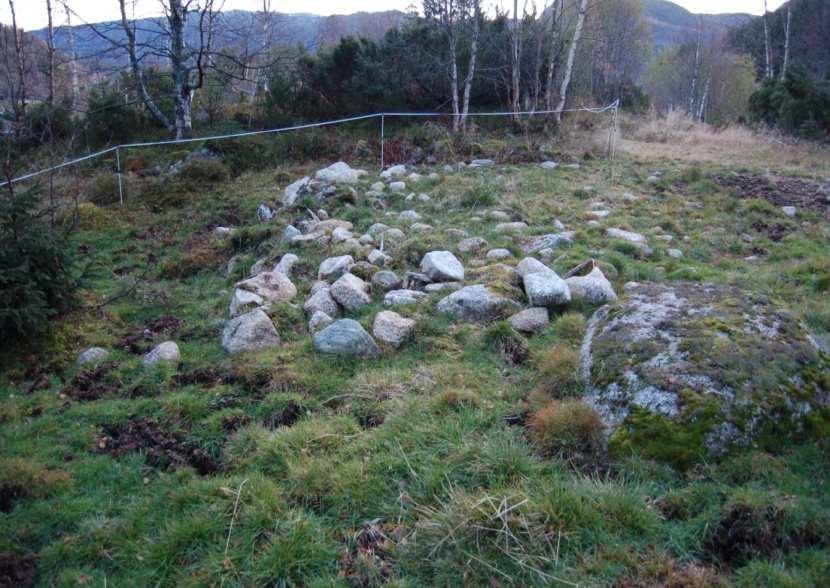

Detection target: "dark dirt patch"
[24, 374, 52, 395]
[614, 557, 723, 588]
[263, 400, 304, 429]
[339, 521, 401, 586]
[0, 483, 27, 513]
[222, 414, 251, 434]
[0, 552, 37, 588]
[704, 503, 824, 565]
[713, 172, 830, 219]
[171, 368, 234, 389]
[61, 363, 120, 401]
[117, 315, 182, 354]
[750, 220, 789, 242]
[93, 417, 219, 475]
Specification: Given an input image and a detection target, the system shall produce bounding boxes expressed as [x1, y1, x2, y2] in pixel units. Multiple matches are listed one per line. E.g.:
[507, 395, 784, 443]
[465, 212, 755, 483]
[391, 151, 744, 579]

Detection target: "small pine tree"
[0, 185, 80, 343]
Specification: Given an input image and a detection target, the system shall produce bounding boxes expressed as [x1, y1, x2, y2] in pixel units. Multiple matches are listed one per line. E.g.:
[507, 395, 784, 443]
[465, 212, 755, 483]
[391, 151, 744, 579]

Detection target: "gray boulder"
[508, 307, 550, 333]
[421, 251, 465, 282]
[315, 161, 366, 184]
[384, 289, 428, 306]
[274, 253, 299, 277]
[318, 255, 354, 281]
[282, 176, 310, 207]
[303, 287, 339, 317]
[141, 341, 180, 368]
[330, 273, 372, 312]
[313, 319, 380, 357]
[580, 281, 830, 461]
[437, 285, 517, 322]
[565, 266, 616, 305]
[77, 347, 109, 367]
[257, 203, 275, 222]
[372, 310, 416, 348]
[221, 308, 281, 355]
[524, 272, 571, 307]
[458, 237, 487, 254]
[231, 271, 297, 316]
[282, 225, 301, 242]
[308, 311, 334, 333]
[372, 270, 401, 291]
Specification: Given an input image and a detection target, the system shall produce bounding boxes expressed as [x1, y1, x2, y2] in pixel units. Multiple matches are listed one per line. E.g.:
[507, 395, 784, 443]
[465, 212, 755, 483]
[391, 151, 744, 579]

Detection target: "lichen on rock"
[579, 281, 829, 468]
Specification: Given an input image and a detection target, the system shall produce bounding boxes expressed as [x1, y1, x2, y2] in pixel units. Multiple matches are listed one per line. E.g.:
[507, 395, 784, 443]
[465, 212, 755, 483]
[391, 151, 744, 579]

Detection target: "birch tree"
[762, 0, 773, 79]
[114, 0, 219, 139]
[423, 0, 481, 132]
[555, 0, 587, 123]
[781, 3, 791, 80]
[544, 0, 563, 111]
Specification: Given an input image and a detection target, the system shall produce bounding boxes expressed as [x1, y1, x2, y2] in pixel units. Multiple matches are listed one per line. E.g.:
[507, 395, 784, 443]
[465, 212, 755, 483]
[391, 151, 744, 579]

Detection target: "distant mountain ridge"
[644, 0, 752, 52]
[31, 1, 751, 68]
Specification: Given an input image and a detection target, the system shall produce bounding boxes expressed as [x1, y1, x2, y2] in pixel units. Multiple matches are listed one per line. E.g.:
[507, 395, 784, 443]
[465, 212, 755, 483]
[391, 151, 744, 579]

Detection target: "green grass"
[1, 152, 829, 586]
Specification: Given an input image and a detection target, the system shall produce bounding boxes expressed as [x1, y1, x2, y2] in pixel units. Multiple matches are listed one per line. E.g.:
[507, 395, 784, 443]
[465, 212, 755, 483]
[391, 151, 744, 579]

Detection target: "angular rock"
[368, 249, 392, 267]
[331, 227, 354, 243]
[274, 253, 298, 277]
[221, 308, 280, 355]
[565, 266, 616, 305]
[141, 341, 180, 368]
[372, 270, 401, 291]
[348, 261, 378, 281]
[424, 281, 462, 293]
[458, 237, 487, 253]
[540, 161, 558, 170]
[389, 181, 406, 193]
[257, 203, 275, 222]
[308, 311, 334, 333]
[398, 210, 422, 224]
[380, 164, 406, 179]
[437, 285, 517, 322]
[77, 347, 109, 367]
[282, 225, 301, 242]
[314, 161, 366, 184]
[524, 272, 571, 307]
[283, 176, 310, 207]
[403, 271, 432, 291]
[330, 273, 371, 312]
[313, 319, 380, 358]
[486, 248, 512, 260]
[373, 310, 416, 348]
[384, 289, 428, 306]
[523, 232, 574, 254]
[318, 255, 354, 281]
[421, 251, 465, 282]
[232, 271, 297, 316]
[508, 307, 550, 333]
[517, 257, 555, 279]
[667, 248, 684, 259]
[303, 287, 339, 317]
[469, 159, 495, 167]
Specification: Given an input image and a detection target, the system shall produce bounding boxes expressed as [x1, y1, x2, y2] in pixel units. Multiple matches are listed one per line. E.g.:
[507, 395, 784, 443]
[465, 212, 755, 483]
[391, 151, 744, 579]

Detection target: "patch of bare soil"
[713, 173, 830, 219]
[615, 557, 724, 588]
[704, 503, 824, 566]
[117, 315, 182, 354]
[0, 483, 27, 513]
[0, 552, 37, 588]
[171, 368, 234, 389]
[93, 416, 219, 475]
[262, 400, 304, 429]
[339, 521, 402, 586]
[61, 363, 120, 401]
[750, 220, 790, 242]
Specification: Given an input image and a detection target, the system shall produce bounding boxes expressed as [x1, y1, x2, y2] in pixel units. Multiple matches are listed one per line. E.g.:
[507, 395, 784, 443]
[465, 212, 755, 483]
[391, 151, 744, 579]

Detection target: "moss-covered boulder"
[580, 281, 829, 468]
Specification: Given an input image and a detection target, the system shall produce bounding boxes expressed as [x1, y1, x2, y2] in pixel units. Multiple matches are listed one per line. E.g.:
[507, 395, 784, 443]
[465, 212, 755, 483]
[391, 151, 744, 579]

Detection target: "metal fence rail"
[2, 101, 620, 203]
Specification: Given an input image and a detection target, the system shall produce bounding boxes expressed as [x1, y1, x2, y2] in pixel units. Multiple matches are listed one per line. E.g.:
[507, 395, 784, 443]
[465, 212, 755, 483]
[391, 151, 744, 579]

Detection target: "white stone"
[313, 319, 380, 358]
[667, 248, 684, 259]
[142, 341, 180, 368]
[384, 289, 427, 306]
[380, 164, 406, 179]
[308, 311, 334, 333]
[303, 287, 339, 317]
[398, 210, 422, 224]
[486, 248, 512, 260]
[508, 307, 550, 333]
[282, 176, 310, 207]
[274, 253, 298, 277]
[421, 251, 465, 282]
[77, 347, 109, 367]
[314, 161, 366, 184]
[318, 255, 354, 281]
[782, 206, 797, 217]
[495, 221, 528, 233]
[524, 271, 571, 307]
[389, 181, 406, 193]
[458, 237, 487, 253]
[221, 309, 280, 355]
[565, 267, 617, 305]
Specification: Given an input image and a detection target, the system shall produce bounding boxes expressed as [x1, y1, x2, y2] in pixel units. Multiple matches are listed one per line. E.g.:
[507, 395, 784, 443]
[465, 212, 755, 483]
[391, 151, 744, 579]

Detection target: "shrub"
[178, 158, 229, 184]
[88, 173, 121, 206]
[483, 321, 528, 364]
[0, 186, 81, 344]
[551, 312, 586, 344]
[528, 400, 604, 461]
[534, 344, 581, 397]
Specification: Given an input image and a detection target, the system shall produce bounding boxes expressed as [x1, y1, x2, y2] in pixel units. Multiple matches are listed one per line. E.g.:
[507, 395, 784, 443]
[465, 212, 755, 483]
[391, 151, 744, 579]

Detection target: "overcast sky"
[1, 0, 788, 31]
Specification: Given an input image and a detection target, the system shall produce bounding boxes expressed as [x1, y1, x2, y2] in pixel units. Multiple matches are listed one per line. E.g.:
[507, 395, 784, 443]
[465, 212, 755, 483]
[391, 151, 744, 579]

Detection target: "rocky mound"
[580, 281, 829, 466]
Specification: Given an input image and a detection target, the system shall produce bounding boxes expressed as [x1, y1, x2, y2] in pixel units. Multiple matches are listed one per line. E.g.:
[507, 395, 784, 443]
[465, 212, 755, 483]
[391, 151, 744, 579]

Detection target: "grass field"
[1, 127, 829, 586]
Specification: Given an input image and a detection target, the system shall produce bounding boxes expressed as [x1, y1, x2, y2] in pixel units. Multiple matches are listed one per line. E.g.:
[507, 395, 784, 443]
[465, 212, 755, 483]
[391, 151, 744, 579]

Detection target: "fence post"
[115, 147, 124, 207]
[380, 114, 385, 171]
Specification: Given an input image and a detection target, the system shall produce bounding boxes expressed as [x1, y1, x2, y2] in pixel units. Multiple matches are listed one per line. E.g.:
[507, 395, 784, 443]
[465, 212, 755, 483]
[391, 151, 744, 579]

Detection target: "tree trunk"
[62, 2, 80, 114]
[7, 0, 27, 130]
[449, 32, 461, 133]
[762, 0, 773, 79]
[688, 16, 702, 116]
[45, 0, 55, 107]
[781, 4, 791, 80]
[168, 1, 193, 139]
[697, 74, 711, 122]
[460, 6, 480, 132]
[510, 0, 520, 122]
[544, 0, 562, 111]
[555, 0, 587, 123]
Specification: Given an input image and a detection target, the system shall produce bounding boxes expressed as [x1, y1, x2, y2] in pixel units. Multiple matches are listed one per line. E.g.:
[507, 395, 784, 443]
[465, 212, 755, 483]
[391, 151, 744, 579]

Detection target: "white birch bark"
[555, 0, 587, 123]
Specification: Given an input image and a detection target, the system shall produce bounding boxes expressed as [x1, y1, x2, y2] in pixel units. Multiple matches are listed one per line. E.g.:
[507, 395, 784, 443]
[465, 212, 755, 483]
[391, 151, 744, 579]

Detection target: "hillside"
[32, 10, 410, 68]
[0, 117, 828, 584]
[644, 0, 752, 52]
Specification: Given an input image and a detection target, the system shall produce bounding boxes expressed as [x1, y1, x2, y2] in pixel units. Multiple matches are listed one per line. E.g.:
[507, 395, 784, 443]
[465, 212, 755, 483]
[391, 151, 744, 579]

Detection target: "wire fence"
[2, 100, 620, 204]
